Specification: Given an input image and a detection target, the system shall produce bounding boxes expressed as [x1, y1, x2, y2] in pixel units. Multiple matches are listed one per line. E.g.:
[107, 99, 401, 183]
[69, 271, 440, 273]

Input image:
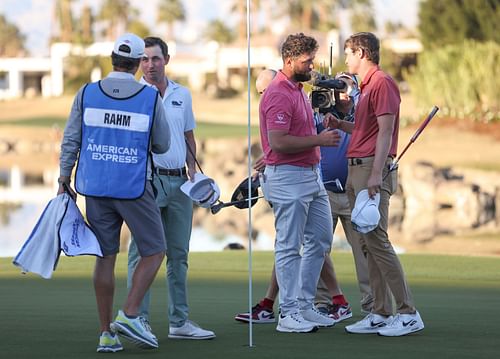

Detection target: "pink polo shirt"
[347, 66, 400, 158]
[259, 70, 320, 166]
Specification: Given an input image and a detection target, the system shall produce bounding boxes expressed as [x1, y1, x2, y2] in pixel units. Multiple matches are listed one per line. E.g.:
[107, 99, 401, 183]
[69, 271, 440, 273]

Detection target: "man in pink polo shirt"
[259, 33, 342, 333]
[324, 32, 424, 337]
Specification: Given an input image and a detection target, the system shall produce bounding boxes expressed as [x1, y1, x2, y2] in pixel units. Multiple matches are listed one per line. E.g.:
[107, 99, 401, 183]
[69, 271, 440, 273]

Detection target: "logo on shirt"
[275, 113, 286, 124]
[172, 100, 183, 107]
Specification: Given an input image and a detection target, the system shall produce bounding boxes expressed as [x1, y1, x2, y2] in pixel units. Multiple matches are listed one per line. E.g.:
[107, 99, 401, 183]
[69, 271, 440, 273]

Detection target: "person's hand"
[57, 178, 77, 201]
[366, 172, 383, 198]
[187, 165, 197, 182]
[253, 154, 265, 172]
[323, 112, 341, 129]
[317, 129, 341, 147]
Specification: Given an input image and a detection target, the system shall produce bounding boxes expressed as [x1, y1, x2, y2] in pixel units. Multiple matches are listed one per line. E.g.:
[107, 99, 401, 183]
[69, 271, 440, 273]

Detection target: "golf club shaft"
[396, 106, 439, 166]
[385, 106, 439, 177]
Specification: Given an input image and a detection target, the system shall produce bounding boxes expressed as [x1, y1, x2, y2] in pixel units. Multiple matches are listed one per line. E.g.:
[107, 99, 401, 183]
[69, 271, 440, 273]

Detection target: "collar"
[107, 71, 136, 80]
[277, 70, 303, 90]
[140, 76, 179, 97]
[360, 65, 380, 91]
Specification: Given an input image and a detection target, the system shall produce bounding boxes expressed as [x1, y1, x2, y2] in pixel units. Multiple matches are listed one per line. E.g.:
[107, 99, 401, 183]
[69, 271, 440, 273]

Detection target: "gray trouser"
[261, 164, 333, 316]
[127, 174, 193, 327]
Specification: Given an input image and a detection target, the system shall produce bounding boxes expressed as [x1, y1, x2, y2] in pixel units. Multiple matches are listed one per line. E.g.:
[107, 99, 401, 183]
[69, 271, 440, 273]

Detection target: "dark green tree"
[204, 20, 235, 44]
[275, 0, 338, 31]
[77, 5, 94, 44]
[127, 19, 150, 39]
[0, 14, 26, 56]
[98, 0, 137, 40]
[418, 0, 500, 49]
[349, 0, 377, 33]
[157, 0, 186, 41]
[53, 0, 75, 42]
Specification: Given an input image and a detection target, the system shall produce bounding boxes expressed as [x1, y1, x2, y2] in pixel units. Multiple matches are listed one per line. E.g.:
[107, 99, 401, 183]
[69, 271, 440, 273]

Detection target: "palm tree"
[53, 0, 75, 42]
[80, 5, 94, 44]
[204, 19, 235, 93]
[275, 0, 337, 31]
[128, 19, 151, 39]
[157, 0, 186, 41]
[98, 0, 133, 40]
[350, 0, 376, 33]
[230, 0, 262, 41]
[0, 14, 26, 56]
[204, 19, 235, 45]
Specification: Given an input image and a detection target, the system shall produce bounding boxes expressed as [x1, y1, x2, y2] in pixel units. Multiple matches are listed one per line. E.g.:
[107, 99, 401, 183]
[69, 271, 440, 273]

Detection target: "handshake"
[322, 113, 352, 134]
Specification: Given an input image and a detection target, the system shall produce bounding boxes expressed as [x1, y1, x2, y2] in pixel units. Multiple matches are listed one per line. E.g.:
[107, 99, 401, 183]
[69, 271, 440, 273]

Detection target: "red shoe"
[234, 303, 275, 323]
[328, 304, 353, 323]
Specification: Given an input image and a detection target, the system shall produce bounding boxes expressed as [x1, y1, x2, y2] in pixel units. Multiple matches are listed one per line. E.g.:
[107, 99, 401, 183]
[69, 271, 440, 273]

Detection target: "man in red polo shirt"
[259, 33, 342, 333]
[324, 32, 424, 337]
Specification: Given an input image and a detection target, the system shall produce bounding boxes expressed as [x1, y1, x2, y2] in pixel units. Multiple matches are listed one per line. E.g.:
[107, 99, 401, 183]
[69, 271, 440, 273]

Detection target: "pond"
[1, 152, 499, 258]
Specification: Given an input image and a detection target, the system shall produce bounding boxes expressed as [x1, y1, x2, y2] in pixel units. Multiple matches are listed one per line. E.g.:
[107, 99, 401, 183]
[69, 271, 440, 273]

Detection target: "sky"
[0, 0, 420, 57]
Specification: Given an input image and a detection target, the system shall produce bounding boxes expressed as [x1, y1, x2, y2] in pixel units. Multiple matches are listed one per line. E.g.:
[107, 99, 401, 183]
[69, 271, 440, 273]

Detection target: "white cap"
[351, 189, 381, 233]
[180, 173, 220, 208]
[113, 33, 145, 59]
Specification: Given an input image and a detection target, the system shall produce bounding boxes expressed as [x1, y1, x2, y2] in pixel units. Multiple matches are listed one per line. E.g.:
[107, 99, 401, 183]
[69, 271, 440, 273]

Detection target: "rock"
[193, 140, 500, 248]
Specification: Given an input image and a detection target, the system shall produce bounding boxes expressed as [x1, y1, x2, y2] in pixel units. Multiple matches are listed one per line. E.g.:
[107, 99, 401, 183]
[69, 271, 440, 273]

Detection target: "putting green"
[1, 252, 499, 359]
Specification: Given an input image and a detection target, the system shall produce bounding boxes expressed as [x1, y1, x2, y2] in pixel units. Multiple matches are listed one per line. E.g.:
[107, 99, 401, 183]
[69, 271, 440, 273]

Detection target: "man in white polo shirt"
[127, 36, 215, 340]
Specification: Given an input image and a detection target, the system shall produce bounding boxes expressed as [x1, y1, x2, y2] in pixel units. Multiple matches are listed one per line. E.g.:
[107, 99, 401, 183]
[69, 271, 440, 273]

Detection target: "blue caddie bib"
[75, 81, 158, 199]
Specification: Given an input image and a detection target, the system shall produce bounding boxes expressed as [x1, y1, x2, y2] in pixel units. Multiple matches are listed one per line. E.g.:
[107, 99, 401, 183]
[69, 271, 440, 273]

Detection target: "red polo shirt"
[259, 70, 320, 166]
[347, 66, 400, 158]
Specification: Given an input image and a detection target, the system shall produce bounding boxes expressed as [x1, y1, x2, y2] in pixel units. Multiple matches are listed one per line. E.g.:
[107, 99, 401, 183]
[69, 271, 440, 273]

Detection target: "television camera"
[309, 71, 348, 114]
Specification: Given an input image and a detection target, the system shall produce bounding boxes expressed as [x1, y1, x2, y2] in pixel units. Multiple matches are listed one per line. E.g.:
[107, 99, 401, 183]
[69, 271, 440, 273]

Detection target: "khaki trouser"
[346, 156, 415, 316]
[315, 191, 375, 313]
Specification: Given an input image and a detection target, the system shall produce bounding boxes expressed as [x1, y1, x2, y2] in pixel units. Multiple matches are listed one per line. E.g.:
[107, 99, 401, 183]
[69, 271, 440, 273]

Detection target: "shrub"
[404, 41, 499, 123]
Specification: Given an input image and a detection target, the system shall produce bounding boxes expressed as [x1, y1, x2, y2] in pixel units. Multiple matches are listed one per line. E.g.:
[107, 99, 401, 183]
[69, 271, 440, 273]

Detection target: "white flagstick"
[246, 0, 254, 348]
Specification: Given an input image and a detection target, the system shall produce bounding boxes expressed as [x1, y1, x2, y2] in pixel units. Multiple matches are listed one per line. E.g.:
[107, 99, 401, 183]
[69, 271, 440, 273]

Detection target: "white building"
[0, 30, 374, 99]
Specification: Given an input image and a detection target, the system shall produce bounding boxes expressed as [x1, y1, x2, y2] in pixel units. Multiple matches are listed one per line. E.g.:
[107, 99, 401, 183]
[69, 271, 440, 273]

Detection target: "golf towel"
[59, 195, 102, 257]
[13, 193, 102, 279]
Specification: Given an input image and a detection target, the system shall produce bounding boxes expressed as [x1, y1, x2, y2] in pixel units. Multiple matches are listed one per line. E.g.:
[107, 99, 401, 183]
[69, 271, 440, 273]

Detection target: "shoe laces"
[385, 314, 401, 328]
[289, 312, 305, 323]
[140, 317, 152, 333]
[311, 306, 329, 318]
[185, 320, 201, 328]
[328, 303, 340, 314]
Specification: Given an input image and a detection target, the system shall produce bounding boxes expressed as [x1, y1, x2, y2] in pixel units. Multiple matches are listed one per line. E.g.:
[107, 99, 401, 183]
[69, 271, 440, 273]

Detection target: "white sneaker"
[276, 312, 318, 333]
[301, 307, 336, 327]
[378, 311, 424, 337]
[345, 313, 393, 334]
[168, 320, 216, 340]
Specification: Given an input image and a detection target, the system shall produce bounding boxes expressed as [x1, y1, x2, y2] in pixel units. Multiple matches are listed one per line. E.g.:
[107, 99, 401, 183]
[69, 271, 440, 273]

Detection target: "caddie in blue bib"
[75, 81, 158, 199]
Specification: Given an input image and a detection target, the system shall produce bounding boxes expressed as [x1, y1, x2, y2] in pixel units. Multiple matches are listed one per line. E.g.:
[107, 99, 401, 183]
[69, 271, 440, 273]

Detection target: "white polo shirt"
[140, 77, 196, 169]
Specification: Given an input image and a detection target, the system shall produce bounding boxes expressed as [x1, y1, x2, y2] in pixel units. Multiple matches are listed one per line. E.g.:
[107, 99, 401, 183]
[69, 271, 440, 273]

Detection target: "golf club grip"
[410, 106, 439, 142]
[210, 200, 241, 215]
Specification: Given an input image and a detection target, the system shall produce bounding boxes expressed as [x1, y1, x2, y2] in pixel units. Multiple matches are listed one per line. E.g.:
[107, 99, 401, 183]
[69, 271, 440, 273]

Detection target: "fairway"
[1, 251, 499, 359]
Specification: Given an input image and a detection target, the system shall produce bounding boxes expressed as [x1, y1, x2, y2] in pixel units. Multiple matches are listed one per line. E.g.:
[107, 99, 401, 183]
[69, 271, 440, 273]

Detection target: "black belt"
[348, 156, 394, 166]
[348, 158, 364, 166]
[157, 167, 187, 177]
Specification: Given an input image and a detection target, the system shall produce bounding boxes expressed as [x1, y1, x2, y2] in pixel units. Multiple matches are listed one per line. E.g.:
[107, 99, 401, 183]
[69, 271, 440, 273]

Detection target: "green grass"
[195, 121, 259, 138]
[0, 117, 68, 128]
[1, 252, 499, 359]
[0, 117, 259, 138]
